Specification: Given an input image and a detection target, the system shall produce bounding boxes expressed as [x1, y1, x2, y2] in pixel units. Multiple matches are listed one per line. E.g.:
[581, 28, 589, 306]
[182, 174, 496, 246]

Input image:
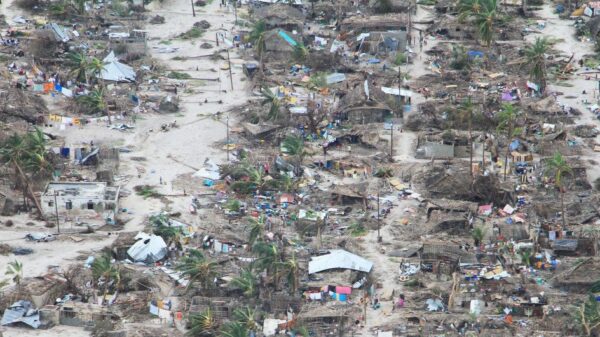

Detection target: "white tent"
[308, 249, 373, 274]
[127, 232, 167, 263]
[100, 51, 136, 82]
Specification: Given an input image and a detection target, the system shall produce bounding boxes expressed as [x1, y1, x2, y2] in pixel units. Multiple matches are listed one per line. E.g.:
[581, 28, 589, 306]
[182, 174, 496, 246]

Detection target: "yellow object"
[572, 7, 584, 16]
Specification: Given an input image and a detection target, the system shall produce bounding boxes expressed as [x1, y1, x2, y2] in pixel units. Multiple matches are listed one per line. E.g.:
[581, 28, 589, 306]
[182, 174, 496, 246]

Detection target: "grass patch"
[134, 185, 163, 199]
[167, 71, 192, 79]
[179, 27, 204, 40]
[394, 53, 407, 66]
[159, 40, 172, 45]
[172, 56, 187, 61]
[554, 82, 574, 87]
[349, 222, 367, 237]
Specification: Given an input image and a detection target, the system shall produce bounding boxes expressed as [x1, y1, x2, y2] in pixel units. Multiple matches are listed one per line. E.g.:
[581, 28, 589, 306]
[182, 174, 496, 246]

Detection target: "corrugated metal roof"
[308, 249, 373, 274]
[1, 300, 41, 329]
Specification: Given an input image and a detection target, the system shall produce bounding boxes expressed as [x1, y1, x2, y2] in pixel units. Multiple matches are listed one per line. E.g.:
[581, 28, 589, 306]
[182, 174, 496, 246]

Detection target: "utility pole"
[226, 115, 230, 162]
[226, 48, 234, 91]
[234, 0, 238, 25]
[54, 191, 60, 234]
[191, 0, 196, 17]
[377, 191, 382, 242]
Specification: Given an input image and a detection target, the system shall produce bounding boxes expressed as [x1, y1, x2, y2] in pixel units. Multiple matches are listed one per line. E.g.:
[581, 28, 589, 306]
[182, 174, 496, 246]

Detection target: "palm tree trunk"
[13, 161, 43, 216]
[469, 110, 473, 181]
[561, 189, 566, 227]
[503, 144, 509, 181]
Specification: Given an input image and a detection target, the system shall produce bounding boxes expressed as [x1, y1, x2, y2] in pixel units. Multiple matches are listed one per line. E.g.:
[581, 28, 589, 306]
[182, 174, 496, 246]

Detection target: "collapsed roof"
[100, 51, 136, 82]
[308, 249, 373, 274]
[1, 300, 41, 329]
[127, 232, 168, 263]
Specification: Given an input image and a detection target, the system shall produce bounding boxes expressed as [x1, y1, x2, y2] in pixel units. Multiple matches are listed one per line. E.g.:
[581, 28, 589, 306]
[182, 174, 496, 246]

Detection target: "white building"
[41, 182, 120, 224]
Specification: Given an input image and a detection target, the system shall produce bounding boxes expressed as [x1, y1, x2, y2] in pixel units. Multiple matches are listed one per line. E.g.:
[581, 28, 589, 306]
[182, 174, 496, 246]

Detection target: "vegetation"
[188, 308, 218, 337]
[231, 268, 258, 298]
[308, 72, 327, 89]
[573, 294, 600, 336]
[5, 260, 23, 286]
[545, 152, 572, 227]
[281, 135, 306, 163]
[168, 71, 193, 79]
[247, 215, 266, 247]
[260, 87, 281, 120]
[77, 89, 107, 115]
[293, 44, 309, 62]
[276, 252, 300, 294]
[179, 27, 205, 39]
[458, 0, 499, 47]
[394, 53, 407, 66]
[0, 128, 52, 214]
[450, 45, 471, 70]
[524, 37, 550, 94]
[496, 103, 521, 181]
[349, 222, 367, 237]
[176, 249, 218, 290]
[471, 226, 486, 246]
[91, 253, 121, 301]
[134, 185, 163, 199]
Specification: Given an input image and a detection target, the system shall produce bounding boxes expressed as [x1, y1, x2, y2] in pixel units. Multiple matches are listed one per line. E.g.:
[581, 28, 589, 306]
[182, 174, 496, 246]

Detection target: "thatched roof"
[340, 14, 408, 32]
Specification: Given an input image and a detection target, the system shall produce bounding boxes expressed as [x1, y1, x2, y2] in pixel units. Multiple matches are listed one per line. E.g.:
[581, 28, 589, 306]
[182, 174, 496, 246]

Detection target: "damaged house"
[41, 182, 120, 224]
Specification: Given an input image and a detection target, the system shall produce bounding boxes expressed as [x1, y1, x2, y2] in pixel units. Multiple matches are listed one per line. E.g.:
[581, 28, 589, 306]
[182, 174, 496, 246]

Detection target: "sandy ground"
[0, 0, 245, 335]
[2, 325, 91, 337]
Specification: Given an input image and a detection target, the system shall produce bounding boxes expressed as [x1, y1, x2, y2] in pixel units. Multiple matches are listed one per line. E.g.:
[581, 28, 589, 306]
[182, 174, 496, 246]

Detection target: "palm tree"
[458, 0, 482, 22]
[496, 103, 520, 181]
[188, 308, 218, 337]
[87, 57, 106, 87]
[574, 294, 600, 336]
[252, 242, 280, 282]
[281, 135, 305, 163]
[77, 88, 107, 115]
[68, 51, 90, 84]
[260, 87, 281, 121]
[546, 152, 572, 227]
[231, 268, 258, 298]
[471, 226, 485, 247]
[249, 21, 267, 73]
[5, 260, 23, 286]
[458, 0, 497, 47]
[458, 98, 475, 179]
[247, 215, 266, 247]
[275, 252, 300, 294]
[219, 322, 247, 337]
[524, 37, 550, 94]
[176, 249, 218, 290]
[91, 252, 121, 302]
[519, 249, 532, 266]
[0, 130, 49, 214]
[293, 44, 309, 63]
[232, 306, 259, 333]
[474, 0, 498, 48]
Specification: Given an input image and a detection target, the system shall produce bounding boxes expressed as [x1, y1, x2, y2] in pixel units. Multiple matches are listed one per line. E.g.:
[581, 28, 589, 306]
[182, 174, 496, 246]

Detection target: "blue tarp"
[468, 50, 484, 59]
[278, 30, 298, 46]
[509, 139, 520, 151]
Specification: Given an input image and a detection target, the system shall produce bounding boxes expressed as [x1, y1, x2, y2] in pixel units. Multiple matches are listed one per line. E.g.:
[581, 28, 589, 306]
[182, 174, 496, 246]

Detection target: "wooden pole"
[227, 48, 234, 91]
[191, 0, 196, 17]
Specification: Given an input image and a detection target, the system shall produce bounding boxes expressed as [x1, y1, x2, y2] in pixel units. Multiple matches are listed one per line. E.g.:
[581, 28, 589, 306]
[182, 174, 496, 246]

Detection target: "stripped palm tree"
[252, 242, 280, 285]
[87, 57, 106, 87]
[276, 252, 300, 294]
[496, 103, 521, 181]
[281, 135, 305, 164]
[546, 152, 572, 227]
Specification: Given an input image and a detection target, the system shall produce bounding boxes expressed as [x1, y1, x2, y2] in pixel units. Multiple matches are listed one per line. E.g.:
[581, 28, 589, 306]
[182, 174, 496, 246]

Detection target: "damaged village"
[7, 0, 600, 336]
